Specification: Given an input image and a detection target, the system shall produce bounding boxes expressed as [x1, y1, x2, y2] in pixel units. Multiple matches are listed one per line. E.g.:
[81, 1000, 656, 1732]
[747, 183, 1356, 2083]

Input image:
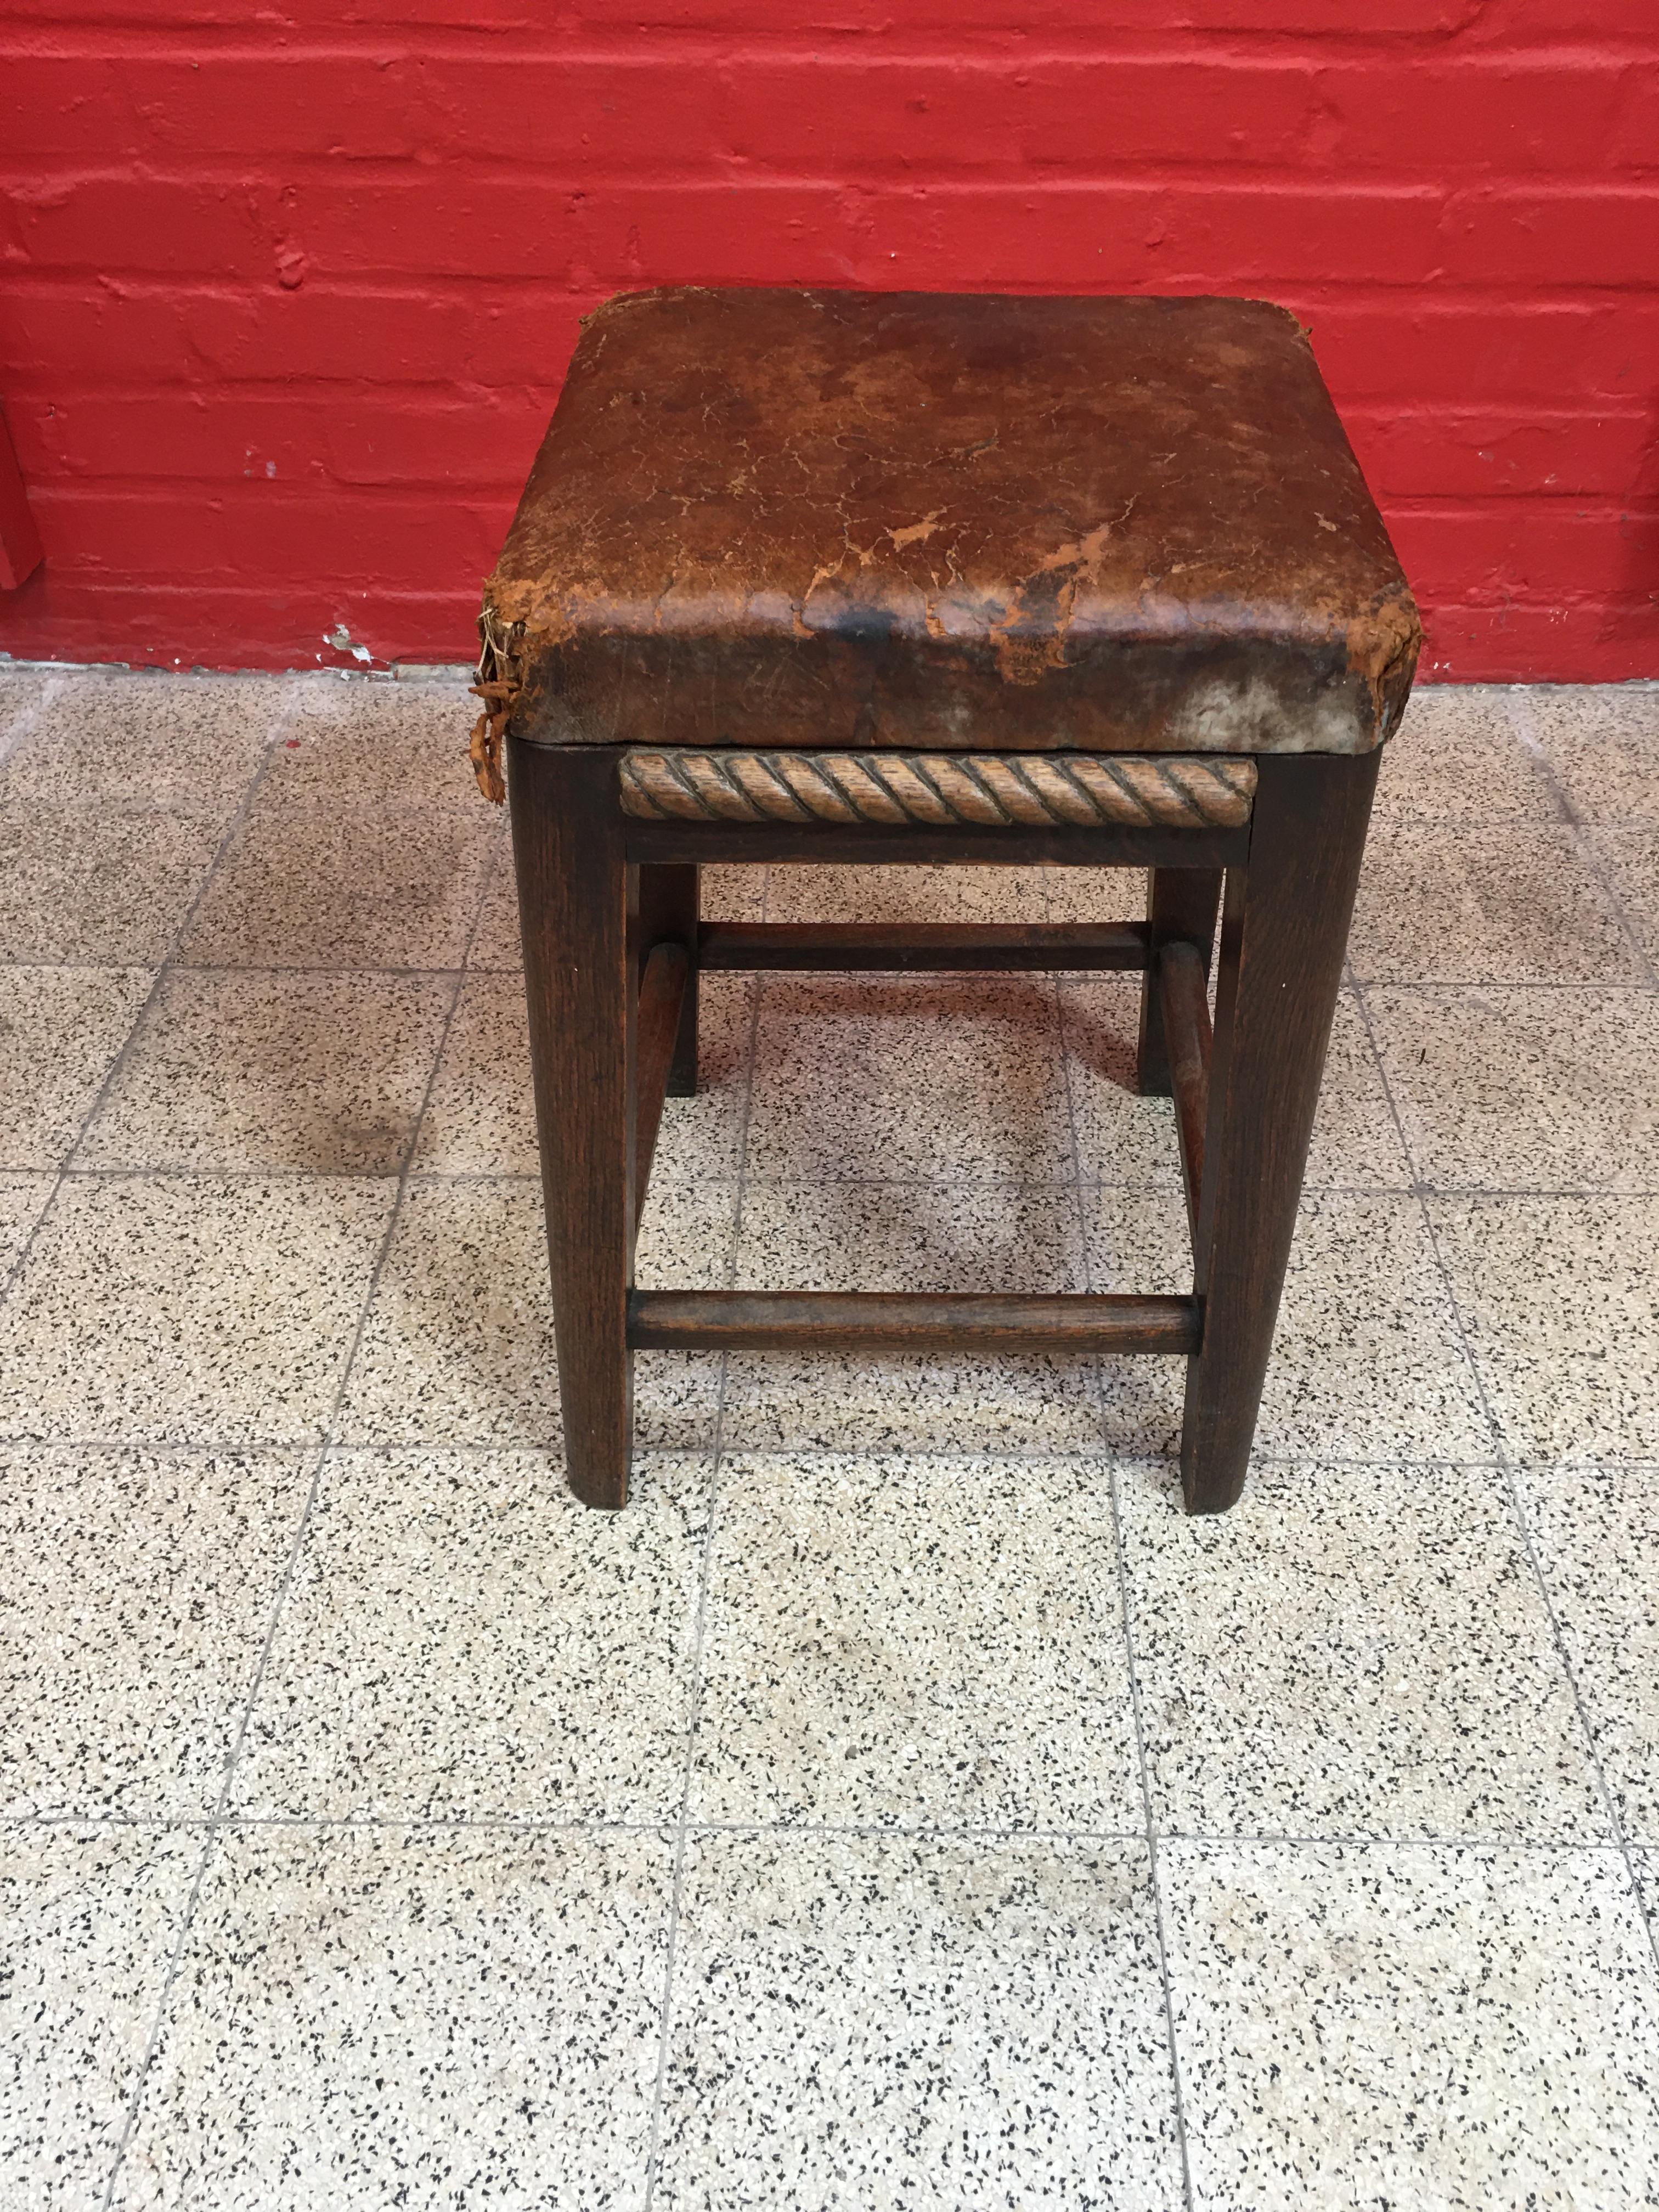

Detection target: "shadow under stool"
[470, 287, 1420, 1515]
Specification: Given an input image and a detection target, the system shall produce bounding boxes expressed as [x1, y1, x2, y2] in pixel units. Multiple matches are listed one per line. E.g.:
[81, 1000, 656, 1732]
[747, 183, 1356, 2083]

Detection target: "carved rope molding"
[617, 748, 1257, 830]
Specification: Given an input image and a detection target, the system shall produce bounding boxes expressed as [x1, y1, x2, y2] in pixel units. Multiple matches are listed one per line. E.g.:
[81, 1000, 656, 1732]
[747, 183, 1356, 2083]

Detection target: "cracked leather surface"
[484, 288, 1419, 757]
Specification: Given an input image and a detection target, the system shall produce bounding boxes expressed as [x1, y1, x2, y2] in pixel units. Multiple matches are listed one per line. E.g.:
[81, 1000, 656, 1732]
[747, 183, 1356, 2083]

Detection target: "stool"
[472, 289, 1419, 1516]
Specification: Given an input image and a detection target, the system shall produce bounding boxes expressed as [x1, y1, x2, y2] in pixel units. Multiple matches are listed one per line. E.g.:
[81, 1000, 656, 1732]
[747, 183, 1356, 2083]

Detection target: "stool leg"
[509, 736, 635, 1509]
[1180, 751, 1380, 1514]
[1137, 867, 1222, 1095]
[636, 862, 699, 1095]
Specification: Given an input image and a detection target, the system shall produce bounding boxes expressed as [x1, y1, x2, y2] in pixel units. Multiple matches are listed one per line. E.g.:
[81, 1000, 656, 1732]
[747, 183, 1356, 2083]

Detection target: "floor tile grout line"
[1508, 689, 1659, 991]
[1347, 968, 1659, 1981]
[0, 698, 304, 1318]
[1049, 873, 1198, 2212]
[92, 755, 498, 2212]
[639, 864, 769, 2211]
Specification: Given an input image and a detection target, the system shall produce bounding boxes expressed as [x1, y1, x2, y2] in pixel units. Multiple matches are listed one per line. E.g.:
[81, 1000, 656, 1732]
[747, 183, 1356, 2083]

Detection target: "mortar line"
[2, 691, 303, 1314]
[640, 864, 769, 2210]
[1049, 862, 1197, 2212]
[1347, 967, 1659, 1982]
[94, 757, 497, 2212]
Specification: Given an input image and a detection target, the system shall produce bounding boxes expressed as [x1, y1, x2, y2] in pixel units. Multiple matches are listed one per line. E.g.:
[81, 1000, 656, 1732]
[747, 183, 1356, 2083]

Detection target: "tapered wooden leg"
[1137, 867, 1223, 1095]
[1180, 751, 1380, 1514]
[635, 861, 699, 1094]
[509, 736, 635, 1509]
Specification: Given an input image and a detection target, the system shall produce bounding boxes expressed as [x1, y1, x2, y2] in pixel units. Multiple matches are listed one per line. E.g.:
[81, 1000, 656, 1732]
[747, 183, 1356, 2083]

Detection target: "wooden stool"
[472, 289, 1419, 1516]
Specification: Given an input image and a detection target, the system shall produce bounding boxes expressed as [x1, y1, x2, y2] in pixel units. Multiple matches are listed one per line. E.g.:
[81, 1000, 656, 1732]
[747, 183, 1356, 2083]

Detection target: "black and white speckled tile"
[1431, 1193, 1659, 1463]
[109, 1825, 673, 2211]
[76, 969, 453, 1176]
[273, 676, 476, 808]
[764, 859, 1052, 927]
[746, 972, 1076, 1184]
[1522, 682, 1659, 828]
[1372, 684, 1558, 822]
[0, 671, 291, 812]
[412, 968, 755, 1181]
[691, 1452, 1142, 1832]
[230, 1448, 709, 1824]
[1120, 1458, 1606, 1842]
[1587, 827, 1659, 978]
[1218, 1192, 1493, 1463]
[0, 1171, 54, 1271]
[0, 1824, 204, 2212]
[0, 1173, 397, 1446]
[1348, 820, 1644, 986]
[335, 1176, 726, 1452]
[1517, 1462, 1659, 1842]
[653, 1832, 1183, 2211]
[0, 798, 232, 967]
[0, 966, 154, 1172]
[0, 1444, 310, 1819]
[178, 794, 497, 971]
[1370, 985, 1659, 1194]
[721, 1179, 1107, 1454]
[467, 854, 764, 973]
[1162, 1841, 1659, 2211]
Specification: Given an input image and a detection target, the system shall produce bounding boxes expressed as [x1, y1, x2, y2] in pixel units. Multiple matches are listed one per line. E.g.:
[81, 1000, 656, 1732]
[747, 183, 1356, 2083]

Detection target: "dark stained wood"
[698, 920, 1150, 972]
[1137, 867, 1223, 1095]
[1180, 749, 1381, 1514]
[632, 942, 689, 1237]
[625, 816, 1249, 872]
[1159, 939, 1212, 1244]
[628, 1289, 1199, 1356]
[509, 735, 635, 1511]
[634, 861, 699, 1095]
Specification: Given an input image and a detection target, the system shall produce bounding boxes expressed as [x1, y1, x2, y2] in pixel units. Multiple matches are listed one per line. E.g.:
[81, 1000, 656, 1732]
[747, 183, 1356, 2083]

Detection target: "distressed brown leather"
[484, 288, 1418, 758]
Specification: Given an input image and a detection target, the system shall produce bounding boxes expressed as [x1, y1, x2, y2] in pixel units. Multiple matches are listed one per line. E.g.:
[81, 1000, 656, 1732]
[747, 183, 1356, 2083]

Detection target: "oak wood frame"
[509, 733, 1378, 1514]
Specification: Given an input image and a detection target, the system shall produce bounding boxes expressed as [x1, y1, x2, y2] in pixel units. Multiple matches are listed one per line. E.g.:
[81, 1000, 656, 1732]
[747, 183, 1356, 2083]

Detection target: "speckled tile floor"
[3, 664, 1658, 2210]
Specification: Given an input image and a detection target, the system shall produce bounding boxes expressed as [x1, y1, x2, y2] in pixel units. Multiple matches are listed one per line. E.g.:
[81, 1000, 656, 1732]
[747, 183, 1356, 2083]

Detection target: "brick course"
[1, 5, 1654, 676]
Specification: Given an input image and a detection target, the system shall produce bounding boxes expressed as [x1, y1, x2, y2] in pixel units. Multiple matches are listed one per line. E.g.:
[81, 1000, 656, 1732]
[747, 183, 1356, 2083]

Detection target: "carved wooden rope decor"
[617, 748, 1256, 830]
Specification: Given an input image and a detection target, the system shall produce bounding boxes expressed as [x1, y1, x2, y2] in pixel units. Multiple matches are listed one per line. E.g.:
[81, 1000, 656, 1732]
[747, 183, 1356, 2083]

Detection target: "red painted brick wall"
[1, 1, 1655, 678]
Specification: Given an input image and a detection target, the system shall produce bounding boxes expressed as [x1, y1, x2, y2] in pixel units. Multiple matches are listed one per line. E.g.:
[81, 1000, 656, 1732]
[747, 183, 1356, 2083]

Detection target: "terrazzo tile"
[1162, 1841, 1659, 2212]
[1119, 1458, 1604, 1841]
[1521, 682, 1659, 825]
[0, 966, 153, 1170]
[1065, 981, 1408, 1192]
[0, 667, 53, 756]
[746, 972, 1075, 1182]
[0, 1825, 204, 2212]
[412, 967, 754, 1178]
[693, 1452, 1141, 1830]
[0, 671, 290, 808]
[1084, 1184, 1193, 1455]
[1248, 1192, 1493, 1461]
[179, 795, 496, 969]
[1587, 827, 1659, 977]
[0, 798, 230, 966]
[76, 969, 453, 1176]
[1518, 1462, 1659, 1840]
[1368, 985, 1659, 1192]
[1431, 1194, 1659, 1462]
[275, 676, 475, 806]
[110, 1825, 672, 2212]
[232, 1448, 709, 1822]
[1347, 819, 1643, 984]
[467, 852, 764, 971]
[1372, 683, 1556, 821]
[720, 1180, 1105, 1452]
[336, 1176, 726, 1450]
[764, 859, 1051, 926]
[0, 1173, 396, 1445]
[0, 1172, 54, 1271]
[0, 1445, 309, 1819]
[1042, 863, 1157, 926]
[654, 1832, 1182, 2212]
